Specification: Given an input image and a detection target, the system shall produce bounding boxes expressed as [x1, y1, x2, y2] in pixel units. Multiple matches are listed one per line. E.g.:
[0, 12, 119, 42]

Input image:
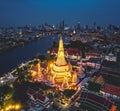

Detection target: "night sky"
[0, 0, 120, 27]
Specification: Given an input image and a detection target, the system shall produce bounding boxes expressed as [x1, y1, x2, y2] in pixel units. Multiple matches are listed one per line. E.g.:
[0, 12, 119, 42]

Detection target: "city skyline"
[0, 0, 120, 27]
[0, 1, 120, 110]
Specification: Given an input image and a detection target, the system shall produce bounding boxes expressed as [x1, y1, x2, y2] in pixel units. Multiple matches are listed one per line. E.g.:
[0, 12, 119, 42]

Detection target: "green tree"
[63, 89, 76, 98]
[87, 81, 102, 92]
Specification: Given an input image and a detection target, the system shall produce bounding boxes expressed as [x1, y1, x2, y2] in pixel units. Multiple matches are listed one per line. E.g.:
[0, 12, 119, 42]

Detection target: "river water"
[0, 36, 69, 75]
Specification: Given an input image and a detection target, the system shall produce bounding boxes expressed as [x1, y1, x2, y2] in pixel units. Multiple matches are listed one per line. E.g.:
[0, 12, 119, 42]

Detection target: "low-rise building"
[78, 89, 116, 111]
[101, 60, 120, 78]
[104, 52, 117, 62]
[101, 83, 120, 99]
[86, 58, 101, 69]
[86, 50, 102, 60]
[27, 88, 50, 108]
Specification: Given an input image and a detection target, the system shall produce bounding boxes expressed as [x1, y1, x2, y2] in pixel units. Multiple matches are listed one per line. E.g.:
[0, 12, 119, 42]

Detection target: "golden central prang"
[48, 37, 77, 90]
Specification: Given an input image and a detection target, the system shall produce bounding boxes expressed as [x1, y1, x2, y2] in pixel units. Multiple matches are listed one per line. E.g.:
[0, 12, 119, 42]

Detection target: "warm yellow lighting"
[47, 50, 50, 54]
[5, 107, 9, 111]
[12, 105, 15, 109]
[47, 37, 77, 90]
[4, 103, 21, 111]
[63, 102, 68, 108]
[31, 71, 37, 77]
[65, 103, 68, 106]
[15, 104, 20, 109]
[50, 63, 53, 67]
[8, 105, 12, 109]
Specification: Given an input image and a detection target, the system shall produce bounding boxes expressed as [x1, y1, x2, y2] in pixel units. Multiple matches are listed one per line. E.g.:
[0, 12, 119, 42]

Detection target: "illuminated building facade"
[47, 37, 77, 90]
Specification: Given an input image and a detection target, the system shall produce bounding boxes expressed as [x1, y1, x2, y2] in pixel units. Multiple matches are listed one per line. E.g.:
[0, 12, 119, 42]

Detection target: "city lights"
[4, 104, 21, 111]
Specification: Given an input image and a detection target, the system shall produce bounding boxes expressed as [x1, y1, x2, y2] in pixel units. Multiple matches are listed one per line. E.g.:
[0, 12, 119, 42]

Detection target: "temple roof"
[52, 48, 81, 56]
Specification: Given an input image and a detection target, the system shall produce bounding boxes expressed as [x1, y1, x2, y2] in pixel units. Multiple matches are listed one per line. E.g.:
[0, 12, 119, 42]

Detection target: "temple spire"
[47, 36, 77, 90]
[56, 37, 67, 65]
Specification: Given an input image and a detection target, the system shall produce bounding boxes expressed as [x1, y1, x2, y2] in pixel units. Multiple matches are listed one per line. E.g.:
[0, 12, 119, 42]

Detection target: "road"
[0, 58, 39, 86]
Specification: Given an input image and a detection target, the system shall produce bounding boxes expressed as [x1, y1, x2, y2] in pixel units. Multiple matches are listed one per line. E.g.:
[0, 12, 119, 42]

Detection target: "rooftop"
[88, 58, 101, 63]
[52, 48, 81, 55]
[102, 60, 120, 71]
[103, 84, 120, 97]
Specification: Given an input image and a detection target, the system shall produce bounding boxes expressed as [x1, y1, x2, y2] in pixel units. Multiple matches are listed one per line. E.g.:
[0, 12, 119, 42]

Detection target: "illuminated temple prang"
[47, 36, 78, 90]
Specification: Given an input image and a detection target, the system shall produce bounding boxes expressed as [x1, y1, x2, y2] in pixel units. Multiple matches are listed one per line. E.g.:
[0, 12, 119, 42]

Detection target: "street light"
[8, 105, 12, 109]
[4, 104, 21, 111]
[15, 104, 20, 110]
[50, 63, 53, 68]
[5, 107, 9, 111]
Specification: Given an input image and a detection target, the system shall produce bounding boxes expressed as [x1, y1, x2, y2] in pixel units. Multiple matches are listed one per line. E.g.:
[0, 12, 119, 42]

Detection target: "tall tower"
[59, 20, 64, 30]
[56, 37, 67, 65]
[48, 37, 77, 90]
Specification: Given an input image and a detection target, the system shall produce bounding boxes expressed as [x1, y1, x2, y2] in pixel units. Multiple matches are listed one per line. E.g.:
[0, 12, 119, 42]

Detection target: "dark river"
[0, 36, 69, 75]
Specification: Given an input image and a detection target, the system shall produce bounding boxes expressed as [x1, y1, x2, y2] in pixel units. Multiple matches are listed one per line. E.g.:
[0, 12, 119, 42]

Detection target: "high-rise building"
[59, 20, 64, 30]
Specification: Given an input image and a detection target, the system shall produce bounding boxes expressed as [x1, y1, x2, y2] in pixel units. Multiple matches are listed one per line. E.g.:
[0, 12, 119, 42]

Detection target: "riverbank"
[0, 35, 43, 53]
[0, 36, 69, 75]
